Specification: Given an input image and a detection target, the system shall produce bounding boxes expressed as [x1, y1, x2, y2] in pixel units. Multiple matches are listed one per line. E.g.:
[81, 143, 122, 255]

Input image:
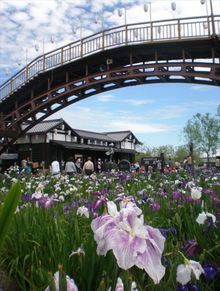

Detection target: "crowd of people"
[18, 154, 220, 177]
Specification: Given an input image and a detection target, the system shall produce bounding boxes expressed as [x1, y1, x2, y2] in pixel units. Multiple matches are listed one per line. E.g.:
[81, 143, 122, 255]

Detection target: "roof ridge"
[42, 118, 63, 123]
[104, 130, 131, 134]
[73, 128, 109, 135]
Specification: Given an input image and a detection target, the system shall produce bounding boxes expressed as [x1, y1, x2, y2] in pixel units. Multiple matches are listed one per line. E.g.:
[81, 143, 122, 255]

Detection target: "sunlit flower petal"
[91, 201, 166, 284]
[177, 264, 191, 285]
[191, 187, 202, 200]
[177, 260, 204, 285]
[115, 277, 124, 291]
[76, 206, 89, 218]
[196, 211, 216, 225]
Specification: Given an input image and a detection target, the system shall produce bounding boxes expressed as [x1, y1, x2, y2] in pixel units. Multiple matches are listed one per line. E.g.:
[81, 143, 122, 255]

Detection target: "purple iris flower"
[63, 201, 78, 215]
[215, 209, 220, 221]
[177, 283, 199, 291]
[38, 197, 47, 206]
[158, 190, 167, 197]
[21, 193, 34, 202]
[159, 227, 177, 238]
[177, 284, 188, 291]
[212, 197, 220, 208]
[91, 189, 109, 211]
[202, 189, 216, 199]
[172, 191, 182, 200]
[38, 196, 55, 208]
[203, 263, 220, 281]
[150, 201, 161, 212]
[184, 196, 193, 203]
[119, 173, 132, 182]
[188, 284, 199, 291]
[183, 240, 201, 257]
[136, 189, 148, 203]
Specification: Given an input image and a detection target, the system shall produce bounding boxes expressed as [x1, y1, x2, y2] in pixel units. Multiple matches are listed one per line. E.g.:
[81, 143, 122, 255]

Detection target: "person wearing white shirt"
[50, 159, 61, 178]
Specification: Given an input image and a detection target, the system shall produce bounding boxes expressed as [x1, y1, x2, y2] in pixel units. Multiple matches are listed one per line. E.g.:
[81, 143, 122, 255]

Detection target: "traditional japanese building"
[10, 119, 141, 168]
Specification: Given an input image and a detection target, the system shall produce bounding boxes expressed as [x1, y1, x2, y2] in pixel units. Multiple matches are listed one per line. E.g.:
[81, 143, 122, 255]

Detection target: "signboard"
[0, 153, 18, 160]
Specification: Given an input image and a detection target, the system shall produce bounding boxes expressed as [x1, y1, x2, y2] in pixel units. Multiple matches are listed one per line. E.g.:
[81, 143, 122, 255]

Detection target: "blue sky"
[0, 0, 220, 147]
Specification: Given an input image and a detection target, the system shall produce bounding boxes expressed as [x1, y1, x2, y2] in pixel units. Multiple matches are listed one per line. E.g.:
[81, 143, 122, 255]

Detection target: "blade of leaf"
[0, 182, 21, 250]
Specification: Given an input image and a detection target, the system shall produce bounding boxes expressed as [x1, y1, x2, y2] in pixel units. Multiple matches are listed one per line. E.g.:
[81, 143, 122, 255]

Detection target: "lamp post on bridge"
[94, 12, 104, 32]
[72, 24, 83, 40]
[143, 2, 152, 22]
[144, 1, 176, 22]
[117, 7, 127, 26]
[200, 0, 216, 35]
[34, 36, 55, 55]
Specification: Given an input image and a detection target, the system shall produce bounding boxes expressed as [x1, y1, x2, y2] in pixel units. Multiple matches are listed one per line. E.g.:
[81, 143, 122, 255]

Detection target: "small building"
[10, 119, 141, 168]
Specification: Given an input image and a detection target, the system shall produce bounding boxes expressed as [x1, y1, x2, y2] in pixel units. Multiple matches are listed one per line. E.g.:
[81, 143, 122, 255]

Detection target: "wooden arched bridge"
[0, 15, 220, 151]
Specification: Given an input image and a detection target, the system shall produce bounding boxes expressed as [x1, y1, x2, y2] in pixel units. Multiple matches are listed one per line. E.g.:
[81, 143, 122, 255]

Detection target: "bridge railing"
[0, 15, 219, 101]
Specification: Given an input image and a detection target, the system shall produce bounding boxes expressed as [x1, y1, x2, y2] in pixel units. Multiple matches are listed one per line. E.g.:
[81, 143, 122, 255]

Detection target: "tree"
[217, 104, 220, 117]
[183, 113, 220, 167]
[174, 144, 202, 165]
[151, 145, 175, 160]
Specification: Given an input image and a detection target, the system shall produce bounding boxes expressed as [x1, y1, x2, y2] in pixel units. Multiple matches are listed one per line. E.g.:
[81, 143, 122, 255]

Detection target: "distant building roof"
[73, 128, 114, 142]
[105, 131, 142, 144]
[25, 119, 142, 144]
[26, 119, 64, 134]
[105, 131, 131, 141]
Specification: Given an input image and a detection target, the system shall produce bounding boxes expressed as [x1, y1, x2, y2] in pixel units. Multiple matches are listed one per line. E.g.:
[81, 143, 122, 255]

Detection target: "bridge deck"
[0, 15, 220, 101]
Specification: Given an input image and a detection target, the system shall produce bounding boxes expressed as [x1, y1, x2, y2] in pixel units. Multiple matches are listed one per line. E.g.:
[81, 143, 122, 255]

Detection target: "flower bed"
[0, 167, 220, 290]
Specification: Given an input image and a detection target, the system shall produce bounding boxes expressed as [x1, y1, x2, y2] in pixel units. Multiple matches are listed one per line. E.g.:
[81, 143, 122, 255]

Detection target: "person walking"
[82, 157, 94, 176]
[96, 158, 103, 173]
[187, 155, 192, 172]
[65, 157, 77, 176]
[20, 159, 32, 174]
[75, 157, 82, 173]
[50, 157, 61, 178]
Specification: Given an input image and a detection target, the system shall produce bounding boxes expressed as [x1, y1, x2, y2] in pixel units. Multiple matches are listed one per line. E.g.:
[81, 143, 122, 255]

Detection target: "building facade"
[9, 119, 141, 169]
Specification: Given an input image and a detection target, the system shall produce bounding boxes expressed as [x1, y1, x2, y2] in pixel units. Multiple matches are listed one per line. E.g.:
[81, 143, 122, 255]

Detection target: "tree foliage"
[183, 113, 220, 164]
[217, 104, 220, 117]
[136, 143, 202, 164]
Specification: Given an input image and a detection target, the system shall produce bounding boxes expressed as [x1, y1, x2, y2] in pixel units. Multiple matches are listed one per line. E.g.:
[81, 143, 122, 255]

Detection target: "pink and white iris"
[45, 271, 78, 291]
[91, 201, 166, 284]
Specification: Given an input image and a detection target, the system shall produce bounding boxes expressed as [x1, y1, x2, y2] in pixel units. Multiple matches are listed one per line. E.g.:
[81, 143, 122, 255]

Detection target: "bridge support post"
[209, 0, 215, 35]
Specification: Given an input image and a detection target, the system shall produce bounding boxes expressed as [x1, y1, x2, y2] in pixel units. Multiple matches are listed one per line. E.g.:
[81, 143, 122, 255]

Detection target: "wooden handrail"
[0, 14, 219, 100]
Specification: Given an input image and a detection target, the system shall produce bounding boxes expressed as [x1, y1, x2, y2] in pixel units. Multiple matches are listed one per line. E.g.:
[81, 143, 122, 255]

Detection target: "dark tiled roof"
[25, 119, 141, 144]
[73, 128, 114, 142]
[26, 119, 63, 134]
[105, 131, 142, 144]
[105, 131, 131, 141]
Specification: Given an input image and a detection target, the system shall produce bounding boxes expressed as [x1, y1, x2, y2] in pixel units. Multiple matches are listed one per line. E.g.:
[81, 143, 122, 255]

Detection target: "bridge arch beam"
[0, 16, 220, 150]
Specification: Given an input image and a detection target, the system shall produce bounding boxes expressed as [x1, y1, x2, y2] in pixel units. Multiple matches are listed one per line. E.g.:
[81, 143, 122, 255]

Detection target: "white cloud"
[190, 85, 210, 91]
[122, 98, 153, 106]
[1, 0, 219, 72]
[192, 100, 220, 107]
[96, 94, 115, 102]
[109, 120, 172, 133]
[150, 105, 189, 120]
[49, 105, 173, 136]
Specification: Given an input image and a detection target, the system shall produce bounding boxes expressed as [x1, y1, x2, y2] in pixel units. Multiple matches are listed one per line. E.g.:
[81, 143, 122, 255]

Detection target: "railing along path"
[0, 15, 219, 100]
